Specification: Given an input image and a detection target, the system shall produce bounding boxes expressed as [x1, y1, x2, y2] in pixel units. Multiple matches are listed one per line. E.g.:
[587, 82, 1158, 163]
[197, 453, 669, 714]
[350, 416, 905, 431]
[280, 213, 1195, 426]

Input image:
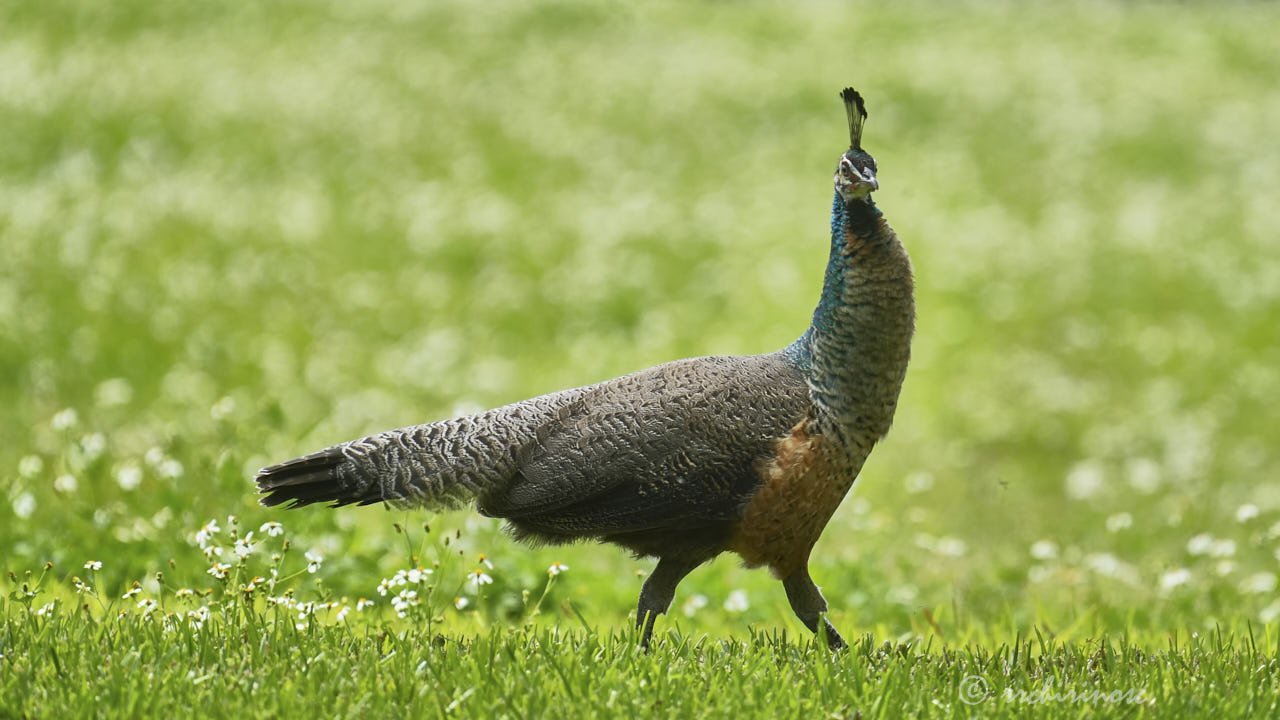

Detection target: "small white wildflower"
[1215, 560, 1236, 576]
[682, 594, 709, 617]
[144, 447, 166, 467]
[84, 560, 102, 571]
[356, 598, 374, 611]
[1261, 601, 1280, 624]
[453, 597, 469, 610]
[377, 578, 393, 596]
[234, 533, 255, 559]
[195, 519, 221, 547]
[175, 588, 195, 598]
[137, 598, 158, 614]
[202, 545, 223, 560]
[207, 563, 231, 580]
[36, 601, 56, 617]
[116, 463, 143, 490]
[407, 567, 432, 584]
[210, 396, 236, 420]
[122, 587, 142, 599]
[478, 554, 494, 570]
[1236, 504, 1260, 523]
[1030, 540, 1059, 560]
[94, 377, 133, 407]
[723, 589, 750, 613]
[547, 562, 569, 576]
[18, 455, 44, 477]
[187, 606, 210, 629]
[1210, 539, 1236, 558]
[469, 570, 493, 589]
[904, 471, 934, 494]
[1240, 572, 1277, 594]
[259, 521, 284, 537]
[158, 458, 183, 478]
[73, 578, 89, 594]
[51, 408, 79, 430]
[296, 622, 309, 631]
[305, 551, 323, 573]
[12, 492, 35, 519]
[54, 474, 78, 493]
[336, 606, 350, 622]
[1105, 512, 1133, 532]
[935, 537, 967, 557]
[80, 433, 106, 459]
[391, 589, 419, 617]
[1186, 533, 1214, 556]
[1160, 568, 1192, 593]
[1065, 461, 1104, 500]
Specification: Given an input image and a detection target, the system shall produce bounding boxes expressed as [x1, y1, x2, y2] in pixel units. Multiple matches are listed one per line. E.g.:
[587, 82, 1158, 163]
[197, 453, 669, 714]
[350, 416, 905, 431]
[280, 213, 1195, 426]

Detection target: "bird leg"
[635, 557, 701, 650]
[783, 567, 846, 650]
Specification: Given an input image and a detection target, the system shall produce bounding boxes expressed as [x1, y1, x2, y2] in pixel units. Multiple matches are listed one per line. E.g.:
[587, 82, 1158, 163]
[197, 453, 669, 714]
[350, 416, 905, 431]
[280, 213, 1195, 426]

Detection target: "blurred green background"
[3, 0, 1279, 641]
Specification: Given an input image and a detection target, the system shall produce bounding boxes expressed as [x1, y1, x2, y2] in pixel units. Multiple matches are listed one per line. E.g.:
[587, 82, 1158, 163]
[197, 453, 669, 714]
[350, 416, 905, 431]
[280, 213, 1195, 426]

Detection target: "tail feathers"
[255, 446, 381, 508]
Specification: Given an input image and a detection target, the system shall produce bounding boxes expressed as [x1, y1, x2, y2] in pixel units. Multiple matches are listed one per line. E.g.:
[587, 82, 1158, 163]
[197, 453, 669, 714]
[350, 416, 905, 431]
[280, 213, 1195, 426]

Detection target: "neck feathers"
[785, 192, 915, 443]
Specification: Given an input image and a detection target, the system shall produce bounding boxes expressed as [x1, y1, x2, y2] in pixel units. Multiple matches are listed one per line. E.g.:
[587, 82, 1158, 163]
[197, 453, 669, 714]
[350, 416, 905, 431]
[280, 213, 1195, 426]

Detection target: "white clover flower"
[116, 464, 143, 491]
[478, 554, 494, 570]
[51, 408, 79, 431]
[12, 493, 35, 519]
[84, 560, 102, 571]
[682, 594, 708, 617]
[1240, 572, 1277, 594]
[407, 567, 432, 584]
[1186, 533, 1214, 556]
[305, 551, 323, 573]
[356, 598, 374, 611]
[469, 570, 493, 590]
[54, 474, 78, 493]
[18, 455, 44, 478]
[336, 606, 350, 622]
[723, 590, 750, 613]
[1029, 540, 1059, 560]
[1160, 568, 1192, 593]
[259, 521, 284, 537]
[1105, 512, 1133, 532]
[207, 563, 231, 580]
[1236, 504, 1260, 523]
[453, 597, 469, 610]
[547, 562, 570, 576]
[195, 519, 221, 547]
[122, 587, 142, 599]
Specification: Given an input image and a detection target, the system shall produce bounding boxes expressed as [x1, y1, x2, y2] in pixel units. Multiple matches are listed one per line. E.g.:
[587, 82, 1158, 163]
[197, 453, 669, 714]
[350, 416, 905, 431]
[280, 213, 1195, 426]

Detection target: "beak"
[859, 170, 878, 192]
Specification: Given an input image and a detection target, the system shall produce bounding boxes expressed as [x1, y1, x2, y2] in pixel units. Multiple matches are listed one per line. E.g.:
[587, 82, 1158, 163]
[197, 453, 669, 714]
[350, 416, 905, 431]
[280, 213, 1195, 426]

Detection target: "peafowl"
[256, 87, 915, 650]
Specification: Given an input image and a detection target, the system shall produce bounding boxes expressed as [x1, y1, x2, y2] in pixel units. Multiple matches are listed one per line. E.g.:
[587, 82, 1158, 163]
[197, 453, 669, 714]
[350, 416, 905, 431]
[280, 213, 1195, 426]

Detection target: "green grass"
[3, 0, 1280, 716]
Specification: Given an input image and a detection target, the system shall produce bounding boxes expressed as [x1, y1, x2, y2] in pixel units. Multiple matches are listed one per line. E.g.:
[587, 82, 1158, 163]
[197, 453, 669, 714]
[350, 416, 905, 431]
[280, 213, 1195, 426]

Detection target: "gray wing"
[478, 353, 811, 536]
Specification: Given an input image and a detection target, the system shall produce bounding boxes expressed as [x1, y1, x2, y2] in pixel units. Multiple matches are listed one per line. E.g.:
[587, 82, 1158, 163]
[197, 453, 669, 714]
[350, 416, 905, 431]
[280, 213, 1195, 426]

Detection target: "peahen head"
[834, 87, 878, 205]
